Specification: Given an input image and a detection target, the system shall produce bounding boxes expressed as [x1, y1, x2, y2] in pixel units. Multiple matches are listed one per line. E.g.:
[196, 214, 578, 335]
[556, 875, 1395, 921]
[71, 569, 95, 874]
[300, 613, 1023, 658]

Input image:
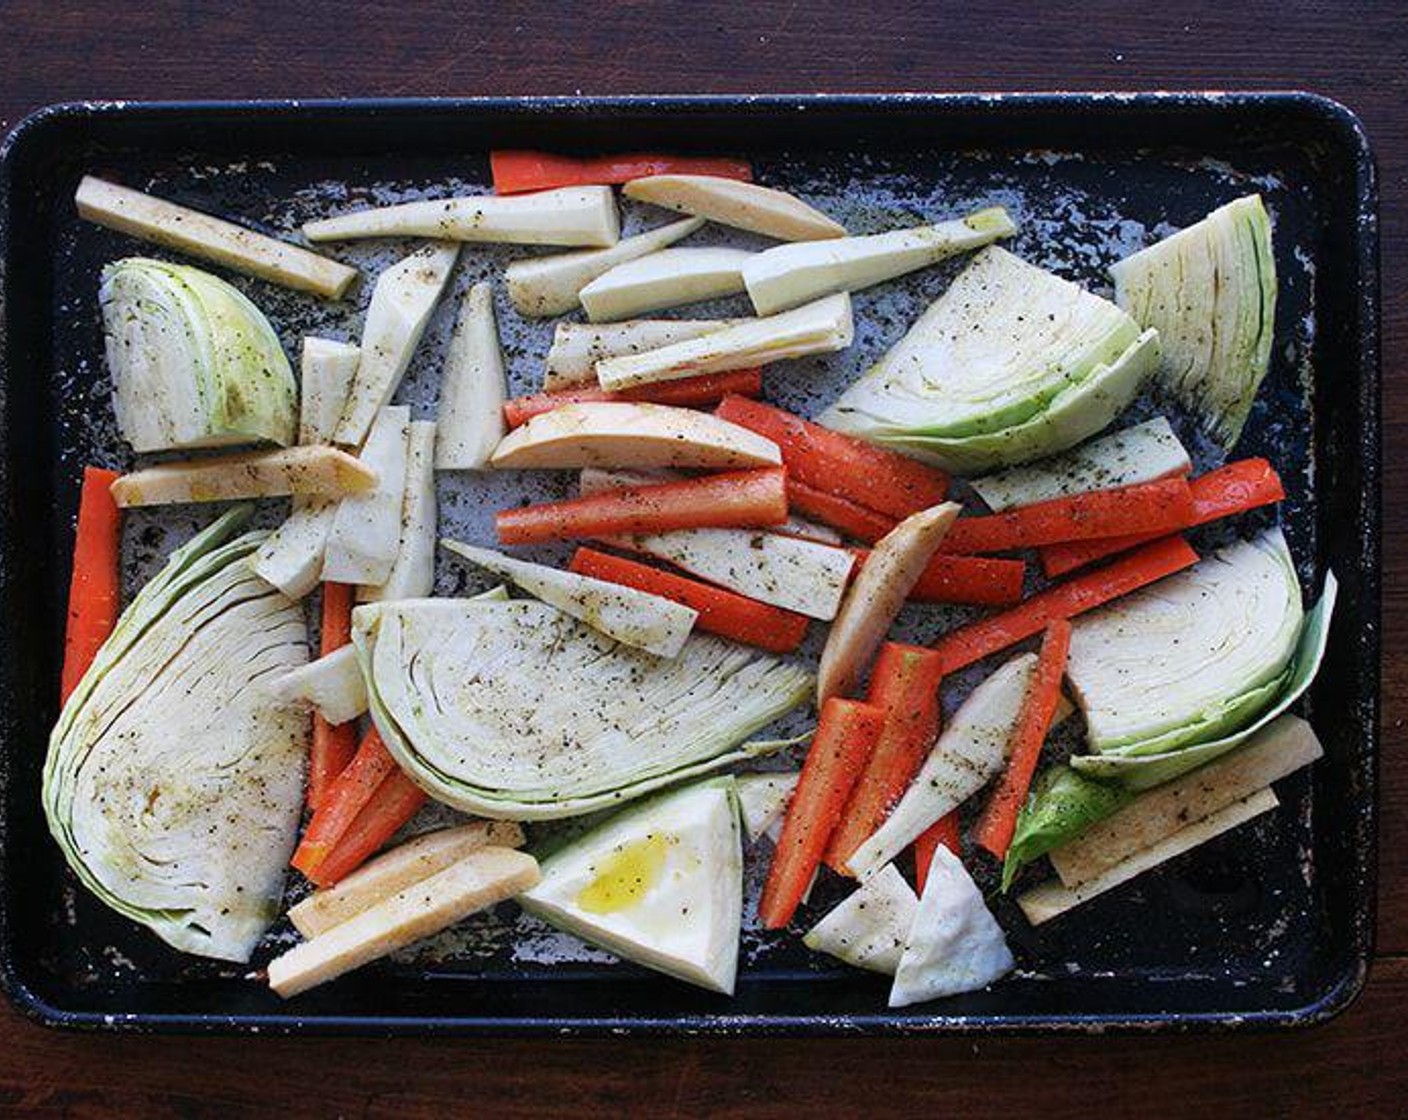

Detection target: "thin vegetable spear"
[491, 151, 751, 195]
[307, 583, 359, 811]
[292, 728, 399, 878]
[307, 771, 428, 887]
[759, 698, 888, 929]
[61, 467, 123, 703]
[568, 547, 810, 654]
[825, 643, 946, 873]
[848, 549, 1027, 608]
[930, 536, 1199, 675]
[502, 369, 762, 429]
[973, 620, 1072, 860]
[786, 479, 896, 544]
[912, 812, 961, 895]
[1039, 458, 1285, 577]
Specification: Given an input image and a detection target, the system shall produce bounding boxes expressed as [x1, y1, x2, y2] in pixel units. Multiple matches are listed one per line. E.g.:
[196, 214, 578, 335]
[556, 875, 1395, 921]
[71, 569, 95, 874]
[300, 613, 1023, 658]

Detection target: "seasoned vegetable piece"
[624, 174, 845, 241]
[493, 151, 751, 194]
[61, 467, 122, 703]
[543, 318, 739, 391]
[322, 407, 411, 587]
[580, 247, 753, 321]
[503, 369, 762, 428]
[110, 445, 376, 507]
[435, 283, 506, 471]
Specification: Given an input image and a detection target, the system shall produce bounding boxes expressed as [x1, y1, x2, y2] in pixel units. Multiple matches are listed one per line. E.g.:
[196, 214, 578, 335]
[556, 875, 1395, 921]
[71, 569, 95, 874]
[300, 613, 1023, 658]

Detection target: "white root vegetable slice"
[110, 445, 375, 507]
[303, 186, 619, 247]
[970, 417, 1191, 513]
[803, 863, 918, 976]
[299, 338, 362, 446]
[74, 175, 358, 299]
[267, 846, 540, 997]
[442, 540, 698, 659]
[595, 293, 853, 391]
[845, 654, 1035, 880]
[288, 821, 526, 939]
[1017, 788, 1280, 926]
[490, 402, 780, 471]
[607, 527, 854, 620]
[360, 421, 438, 602]
[250, 499, 338, 600]
[1049, 713, 1322, 888]
[743, 207, 1017, 315]
[269, 645, 367, 726]
[508, 217, 704, 318]
[579, 247, 754, 322]
[322, 407, 411, 586]
[333, 242, 459, 447]
[435, 283, 505, 471]
[734, 772, 800, 844]
[816, 502, 960, 705]
[623, 174, 846, 242]
[543, 318, 738, 391]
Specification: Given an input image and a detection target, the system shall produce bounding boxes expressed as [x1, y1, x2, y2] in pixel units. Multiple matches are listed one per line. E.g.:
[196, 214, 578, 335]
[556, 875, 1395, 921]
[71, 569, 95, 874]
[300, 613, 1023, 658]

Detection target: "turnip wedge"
[76, 176, 358, 299]
[333, 241, 459, 448]
[595, 293, 854, 391]
[109, 445, 376, 507]
[270, 644, 367, 726]
[804, 863, 918, 976]
[844, 653, 1035, 881]
[490, 401, 781, 471]
[360, 421, 437, 601]
[821, 248, 1160, 474]
[508, 216, 705, 318]
[817, 501, 960, 705]
[623, 175, 846, 242]
[579, 247, 754, 321]
[303, 186, 619, 247]
[742, 207, 1017, 315]
[322, 406, 411, 587]
[43, 506, 309, 962]
[969, 417, 1191, 513]
[353, 598, 812, 820]
[889, 845, 1014, 1006]
[543, 318, 738, 391]
[435, 283, 506, 471]
[100, 258, 297, 453]
[1110, 195, 1276, 448]
[441, 540, 698, 658]
[1017, 787, 1279, 926]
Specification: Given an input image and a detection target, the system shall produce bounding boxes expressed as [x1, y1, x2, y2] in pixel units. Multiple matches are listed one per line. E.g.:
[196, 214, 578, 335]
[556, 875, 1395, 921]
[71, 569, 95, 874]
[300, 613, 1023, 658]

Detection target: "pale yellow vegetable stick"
[75, 176, 358, 299]
[268, 847, 540, 998]
[623, 175, 847, 242]
[288, 822, 525, 939]
[110, 446, 376, 508]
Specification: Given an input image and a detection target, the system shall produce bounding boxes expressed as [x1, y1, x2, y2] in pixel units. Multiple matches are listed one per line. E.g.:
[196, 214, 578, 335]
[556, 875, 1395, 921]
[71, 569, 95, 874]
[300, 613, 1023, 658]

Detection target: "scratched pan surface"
[0, 95, 1378, 1034]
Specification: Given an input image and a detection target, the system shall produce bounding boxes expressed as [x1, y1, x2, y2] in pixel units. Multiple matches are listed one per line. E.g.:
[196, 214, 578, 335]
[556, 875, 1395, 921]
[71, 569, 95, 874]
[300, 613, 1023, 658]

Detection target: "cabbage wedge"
[820, 247, 1159, 474]
[354, 598, 812, 820]
[100, 258, 297, 453]
[43, 507, 309, 962]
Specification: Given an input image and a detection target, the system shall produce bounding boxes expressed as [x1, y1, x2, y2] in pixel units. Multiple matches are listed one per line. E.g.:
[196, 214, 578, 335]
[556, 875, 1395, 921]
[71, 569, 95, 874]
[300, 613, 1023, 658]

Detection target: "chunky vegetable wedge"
[360, 421, 437, 601]
[580, 247, 753, 321]
[435, 283, 506, 471]
[804, 863, 918, 975]
[624, 174, 844, 241]
[543, 318, 739, 391]
[110, 445, 376, 507]
[322, 406, 411, 586]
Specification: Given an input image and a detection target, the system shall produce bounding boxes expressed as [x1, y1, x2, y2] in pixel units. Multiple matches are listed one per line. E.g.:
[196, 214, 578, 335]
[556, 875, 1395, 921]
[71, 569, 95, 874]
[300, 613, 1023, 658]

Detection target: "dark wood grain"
[2, 0, 1405, 1114]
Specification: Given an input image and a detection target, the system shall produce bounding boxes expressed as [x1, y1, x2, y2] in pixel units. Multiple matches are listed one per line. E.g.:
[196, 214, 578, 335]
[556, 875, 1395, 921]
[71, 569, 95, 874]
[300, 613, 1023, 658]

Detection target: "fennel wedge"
[44, 507, 309, 962]
[354, 599, 813, 820]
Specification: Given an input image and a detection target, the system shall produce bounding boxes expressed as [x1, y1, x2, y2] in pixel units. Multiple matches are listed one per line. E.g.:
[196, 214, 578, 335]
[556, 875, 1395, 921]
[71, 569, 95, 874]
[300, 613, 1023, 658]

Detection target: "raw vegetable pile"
[44, 150, 1332, 1007]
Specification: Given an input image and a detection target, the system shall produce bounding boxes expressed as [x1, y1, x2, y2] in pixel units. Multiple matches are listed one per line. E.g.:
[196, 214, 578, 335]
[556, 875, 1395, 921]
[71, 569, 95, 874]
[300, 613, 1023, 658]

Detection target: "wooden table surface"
[2, 2, 1404, 1115]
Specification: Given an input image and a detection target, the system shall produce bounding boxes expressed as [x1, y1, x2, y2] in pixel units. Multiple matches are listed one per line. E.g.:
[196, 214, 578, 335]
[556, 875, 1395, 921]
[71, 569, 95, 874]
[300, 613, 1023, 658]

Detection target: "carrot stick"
[491, 151, 752, 195]
[912, 811, 961, 895]
[942, 478, 1195, 555]
[1039, 459, 1286, 578]
[305, 771, 428, 887]
[851, 548, 1026, 607]
[306, 582, 360, 811]
[759, 698, 888, 929]
[714, 395, 949, 519]
[502, 369, 763, 429]
[292, 728, 398, 878]
[61, 466, 123, 702]
[825, 643, 945, 873]
[786, 478, 896, 544]
[973, 620, 1072, 860]
[496, 466, 788, 545]
[568, 547, 809, 653]
[930, 536, 1199, 675]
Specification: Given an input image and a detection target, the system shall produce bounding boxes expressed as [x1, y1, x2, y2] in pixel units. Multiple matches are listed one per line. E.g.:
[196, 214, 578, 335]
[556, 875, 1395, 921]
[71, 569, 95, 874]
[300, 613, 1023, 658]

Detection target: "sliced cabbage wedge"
[1067, 530, 1303, 756]
[820, 247, 1159, 474]
[101, 258, 296, 453]
[354, 598, 812, 820]
[520, 776, 743, 994]
[43, 507, 309, 962]
[1111, 195, 1276, 448]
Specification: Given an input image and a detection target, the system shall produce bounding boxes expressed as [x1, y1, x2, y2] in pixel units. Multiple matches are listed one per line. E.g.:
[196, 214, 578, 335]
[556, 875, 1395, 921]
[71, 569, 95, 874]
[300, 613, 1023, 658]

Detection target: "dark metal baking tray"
[0, 93, 1379, 1035]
